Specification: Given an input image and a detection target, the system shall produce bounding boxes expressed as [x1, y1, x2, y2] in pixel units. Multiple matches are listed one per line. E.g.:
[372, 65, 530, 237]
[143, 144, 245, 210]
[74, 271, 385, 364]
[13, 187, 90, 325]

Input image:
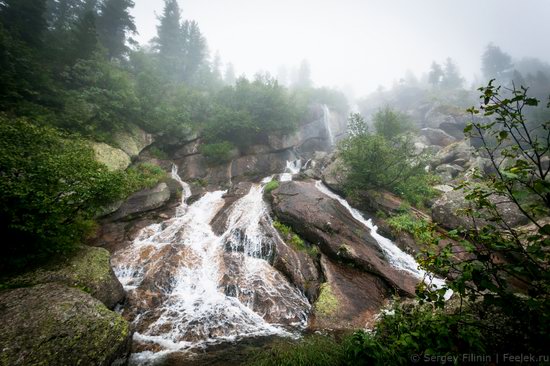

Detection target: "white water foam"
[280, 160, 302, 182]
[314, 181, 449, 295]
[112, 166, 309, 364]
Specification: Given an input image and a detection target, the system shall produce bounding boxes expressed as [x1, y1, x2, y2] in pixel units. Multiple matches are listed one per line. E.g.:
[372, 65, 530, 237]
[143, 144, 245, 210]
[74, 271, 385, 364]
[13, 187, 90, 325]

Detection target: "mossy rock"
[113, 124, 154, 158]
[0, 283, 131, 366]
[4, 246, 124, 309]
[91, 142, 131, 171]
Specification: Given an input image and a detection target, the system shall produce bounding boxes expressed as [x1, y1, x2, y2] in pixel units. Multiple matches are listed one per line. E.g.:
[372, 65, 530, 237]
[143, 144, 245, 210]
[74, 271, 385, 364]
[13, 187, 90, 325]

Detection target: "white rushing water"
[279, 159, 302, 182]
[314, 181, 448, 293]
[112, 166, 309, 365]
[322, 104, 335, 147]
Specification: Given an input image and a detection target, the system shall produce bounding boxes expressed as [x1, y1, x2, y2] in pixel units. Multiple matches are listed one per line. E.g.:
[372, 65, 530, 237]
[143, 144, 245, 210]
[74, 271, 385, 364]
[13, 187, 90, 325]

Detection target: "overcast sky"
[132, 0, 550, 96]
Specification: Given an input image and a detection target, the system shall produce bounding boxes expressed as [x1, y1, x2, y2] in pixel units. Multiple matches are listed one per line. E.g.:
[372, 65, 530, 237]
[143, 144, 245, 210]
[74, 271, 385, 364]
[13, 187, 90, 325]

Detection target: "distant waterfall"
[112, 166, 309, 365]
[322, 104, 335, 147]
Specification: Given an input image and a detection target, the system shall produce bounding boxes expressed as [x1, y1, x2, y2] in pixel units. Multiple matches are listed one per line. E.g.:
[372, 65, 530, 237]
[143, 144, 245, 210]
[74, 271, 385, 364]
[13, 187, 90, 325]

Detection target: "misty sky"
[132, 0, 550, 96]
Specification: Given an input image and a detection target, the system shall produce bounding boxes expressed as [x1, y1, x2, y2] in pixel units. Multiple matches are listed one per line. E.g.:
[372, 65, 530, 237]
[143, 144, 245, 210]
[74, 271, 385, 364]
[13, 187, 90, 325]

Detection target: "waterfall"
[314, 181, 449, 294]
[322, 104, 335, 147]
[171, 164, 192, 216]
[280, 160, 302, 182]
[112, 166, 309, 365]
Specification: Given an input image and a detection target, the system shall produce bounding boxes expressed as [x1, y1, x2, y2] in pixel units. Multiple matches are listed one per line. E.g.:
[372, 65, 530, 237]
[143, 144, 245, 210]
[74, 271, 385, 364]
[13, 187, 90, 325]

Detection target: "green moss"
[273, 220, 316, 252]
[264, 180, 280, 194]
[3, 246, 113, 300]
[315, 283, 339, 316]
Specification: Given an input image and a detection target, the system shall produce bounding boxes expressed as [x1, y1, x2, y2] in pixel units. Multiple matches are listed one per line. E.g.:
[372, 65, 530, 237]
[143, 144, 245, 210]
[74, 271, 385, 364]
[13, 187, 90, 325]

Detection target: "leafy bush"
[344, 302, 485, 366]
[124, 163, 166, 192]
[0, 116, 130, 273]
[339, 128, 428, 193]
[387, 213, 435, 245]
[394, 173, 440, 208]
[373, 106, 414, 140]
[199, 141, 236, 163]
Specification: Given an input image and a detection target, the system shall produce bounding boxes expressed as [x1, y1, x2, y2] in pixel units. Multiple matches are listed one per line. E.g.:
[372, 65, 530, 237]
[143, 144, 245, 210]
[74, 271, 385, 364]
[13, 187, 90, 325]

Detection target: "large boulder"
[111, 182, 171, 220]
[231, 150, 297, 181]
[3, 246, 124, 309]
[420, 128, 457, 147]
[311, 256, 390, 330]
[271, 180, 418, 296]
[0, 283, 131, 366]
[432, 188, 530, 230]
[92, 142, 131, 171]
[268, 133, 301, 151]
[432, 140, 475, 168]
[113, 124, 154, 158]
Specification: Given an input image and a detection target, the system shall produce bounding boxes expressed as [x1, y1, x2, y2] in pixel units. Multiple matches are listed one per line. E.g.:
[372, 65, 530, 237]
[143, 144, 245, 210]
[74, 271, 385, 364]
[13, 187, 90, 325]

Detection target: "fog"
[132, 0, 550, 96]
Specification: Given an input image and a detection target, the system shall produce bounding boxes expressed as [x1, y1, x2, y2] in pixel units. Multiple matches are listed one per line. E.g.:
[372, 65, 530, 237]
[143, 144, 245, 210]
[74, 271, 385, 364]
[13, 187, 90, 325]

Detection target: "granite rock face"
[0, 283, 131, 366]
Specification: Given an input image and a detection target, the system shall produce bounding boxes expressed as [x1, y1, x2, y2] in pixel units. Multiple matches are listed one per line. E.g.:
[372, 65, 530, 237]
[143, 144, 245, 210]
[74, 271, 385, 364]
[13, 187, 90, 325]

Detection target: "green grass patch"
[387, 212, 435, 245]
[247, 335, 346, 366]
[264, 180, 280, 194]
[273, 220, 313, 253]
[315, 283, 339, 316]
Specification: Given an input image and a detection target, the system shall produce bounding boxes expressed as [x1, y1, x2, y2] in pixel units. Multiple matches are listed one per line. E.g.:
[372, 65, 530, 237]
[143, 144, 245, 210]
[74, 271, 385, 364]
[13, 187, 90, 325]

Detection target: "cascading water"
[112, 166, 309, 365]
[314, 181, 449, 293]
[280, 160, 302, 182]
[322, 104, 335, 147]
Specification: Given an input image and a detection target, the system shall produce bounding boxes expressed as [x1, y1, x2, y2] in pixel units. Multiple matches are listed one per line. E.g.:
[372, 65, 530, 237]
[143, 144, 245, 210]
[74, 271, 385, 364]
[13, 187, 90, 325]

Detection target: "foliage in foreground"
[0, 116, 163, 273]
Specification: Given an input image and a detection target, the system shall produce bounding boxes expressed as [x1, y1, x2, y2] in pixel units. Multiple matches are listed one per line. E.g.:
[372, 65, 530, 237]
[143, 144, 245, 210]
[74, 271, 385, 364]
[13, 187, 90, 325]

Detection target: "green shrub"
[148, 146, 168, 160]
[200, 141, 236, 163]
[124, 162, 166, 192]
[373, 106, 414, 140]
[0, 116, 130, 273]
[394, 173, 440, 208]
[387, 213, 435, 245]
[344, 302, 485, 365]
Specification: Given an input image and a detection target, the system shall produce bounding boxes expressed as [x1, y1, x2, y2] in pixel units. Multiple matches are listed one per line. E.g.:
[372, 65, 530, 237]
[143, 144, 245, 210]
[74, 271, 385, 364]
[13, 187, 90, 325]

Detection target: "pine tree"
[295, 59, 312, 88]
[481, 43, 513, 81]
[155, 0, 184, 81]
[69, 9, 99, 62]
[46, 0, 89, 32]
[428, 61, 443, 87]
[441, 57, 464, 89]
[224, 63, 236, 85]
[181, 20, 207, 82]
[96, 0, 135, 59]
[0, 0, 48, 47]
